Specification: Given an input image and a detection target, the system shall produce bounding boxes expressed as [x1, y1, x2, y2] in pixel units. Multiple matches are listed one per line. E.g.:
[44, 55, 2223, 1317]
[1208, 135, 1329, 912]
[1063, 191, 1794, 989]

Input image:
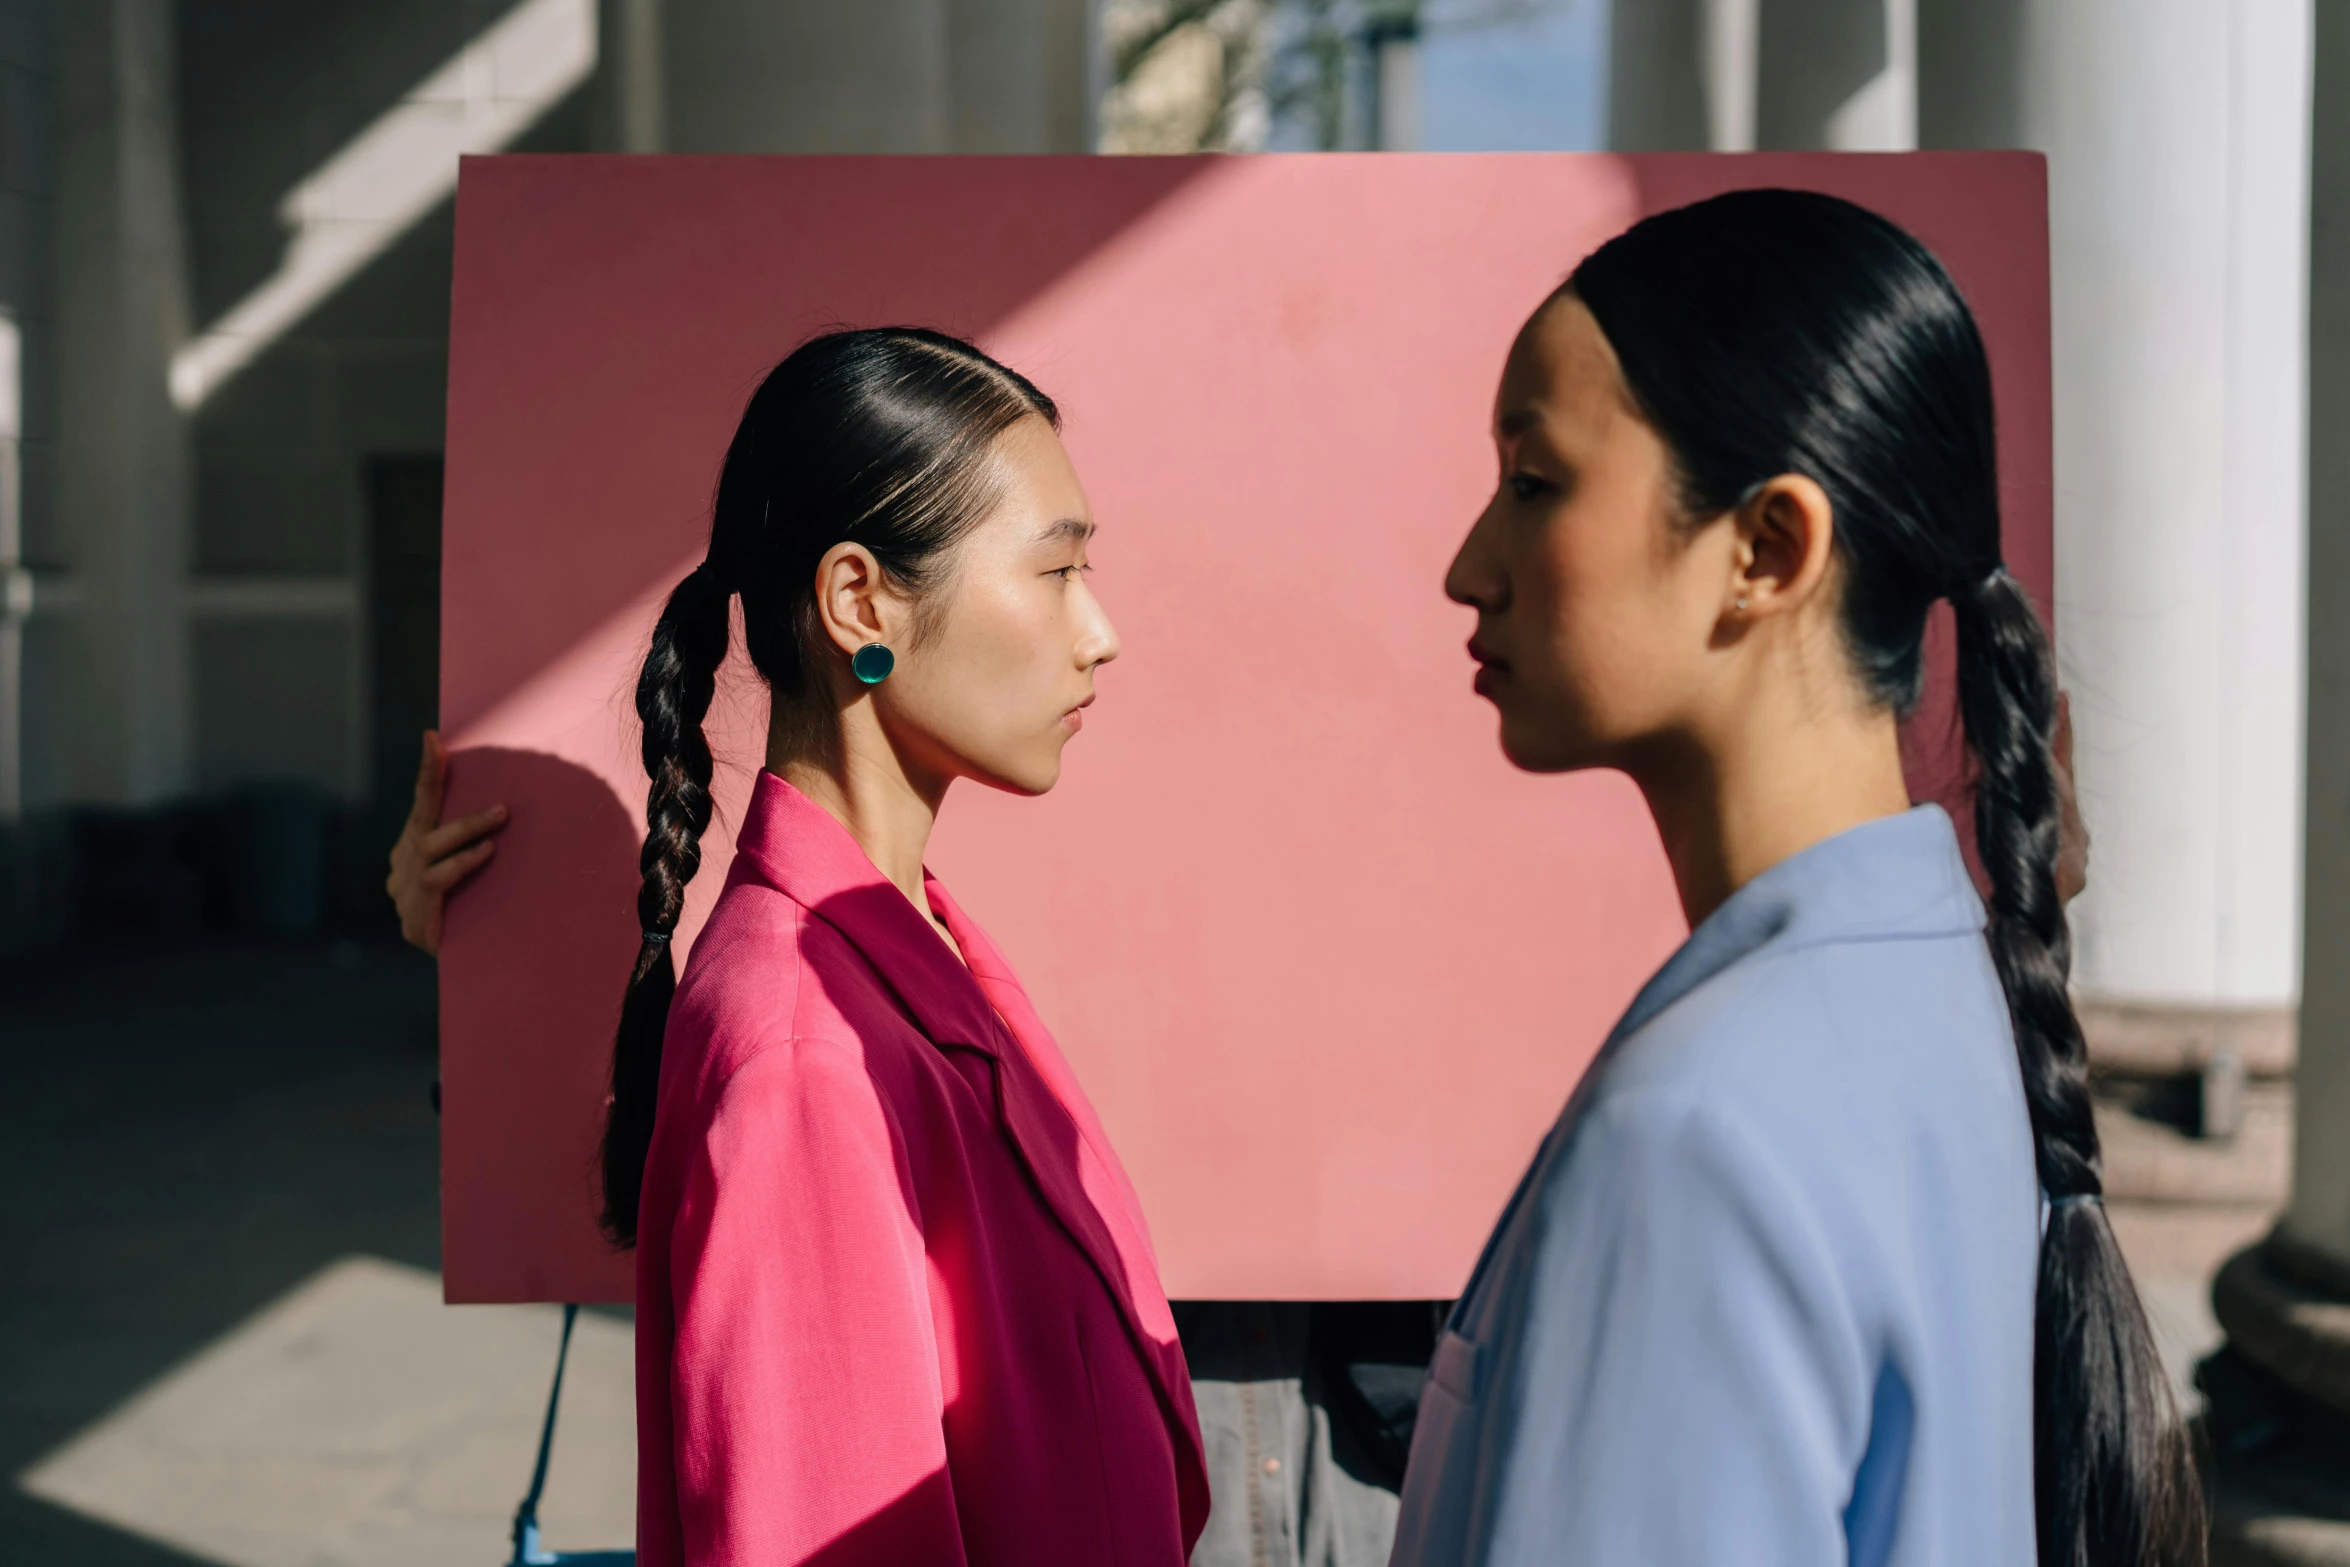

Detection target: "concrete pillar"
[659, 0, 1088, 157]
[949, 0, 1091, 154]
[1372, 23, 1420, 152]
[1704, 0, 1760, 151]
[2011, 0, 2310, 1021]
[54, 0, 191, 806]
[1916, 0, 2021, 150]
[661, 1, 950, 154]
[1756, 0, 1915, 150]
[1612, 0, 1915, 152]
[2293, 0, 2350, 1264]
[595, 0, 666, 153]
[1608, 0, 1710, 150]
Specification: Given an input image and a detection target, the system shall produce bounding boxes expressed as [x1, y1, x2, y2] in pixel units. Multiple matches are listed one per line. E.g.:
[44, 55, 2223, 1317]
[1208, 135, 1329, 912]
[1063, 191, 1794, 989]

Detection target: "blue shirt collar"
[1612, 804, 1986, 1045]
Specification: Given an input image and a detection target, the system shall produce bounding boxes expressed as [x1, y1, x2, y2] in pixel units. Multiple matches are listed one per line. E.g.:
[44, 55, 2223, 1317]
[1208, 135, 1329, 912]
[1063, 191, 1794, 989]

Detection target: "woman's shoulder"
[1604, 923, 2012, 1128]
[1557, 926, 2031, 1291]
[667, 877, 916, 1091]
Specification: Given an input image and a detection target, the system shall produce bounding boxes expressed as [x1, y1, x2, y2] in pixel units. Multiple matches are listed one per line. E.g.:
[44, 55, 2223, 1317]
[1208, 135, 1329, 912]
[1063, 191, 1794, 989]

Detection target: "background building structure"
[2, 1, 2346, 1561]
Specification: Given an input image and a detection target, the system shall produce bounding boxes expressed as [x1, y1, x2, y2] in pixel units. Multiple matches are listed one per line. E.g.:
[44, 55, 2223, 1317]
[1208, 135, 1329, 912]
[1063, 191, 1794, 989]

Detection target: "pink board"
[439, 153, 2051, 1305]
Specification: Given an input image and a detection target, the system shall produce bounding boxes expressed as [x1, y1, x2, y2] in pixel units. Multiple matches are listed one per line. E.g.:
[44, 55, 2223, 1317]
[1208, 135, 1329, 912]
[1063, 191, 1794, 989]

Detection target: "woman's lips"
[1468, 641, 1508, 697]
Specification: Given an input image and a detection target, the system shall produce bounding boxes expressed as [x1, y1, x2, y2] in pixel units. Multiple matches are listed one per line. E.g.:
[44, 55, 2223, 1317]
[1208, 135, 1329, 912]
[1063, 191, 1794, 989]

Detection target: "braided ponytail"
[1955, 568, 2203, 1567]
[596, 326, 1059, 1247]
[598, 561, 731, 1245]
[1573, 188, 2205, 1563]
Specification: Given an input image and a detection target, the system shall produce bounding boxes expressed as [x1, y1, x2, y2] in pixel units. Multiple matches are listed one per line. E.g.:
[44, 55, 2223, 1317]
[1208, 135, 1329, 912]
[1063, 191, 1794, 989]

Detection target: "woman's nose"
[1445, 508, 1505, 609]
[1079, 595, 1121, 668]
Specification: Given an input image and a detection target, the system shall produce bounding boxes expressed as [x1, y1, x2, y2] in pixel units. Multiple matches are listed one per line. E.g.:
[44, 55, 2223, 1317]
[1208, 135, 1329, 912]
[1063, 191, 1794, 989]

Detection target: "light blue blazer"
[1390, 807, 2040, 1567]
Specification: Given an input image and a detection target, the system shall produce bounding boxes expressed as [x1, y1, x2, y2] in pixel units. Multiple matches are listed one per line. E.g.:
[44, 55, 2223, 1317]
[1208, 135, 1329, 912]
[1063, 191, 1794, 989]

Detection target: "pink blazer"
[634, 772, 1209, 1565]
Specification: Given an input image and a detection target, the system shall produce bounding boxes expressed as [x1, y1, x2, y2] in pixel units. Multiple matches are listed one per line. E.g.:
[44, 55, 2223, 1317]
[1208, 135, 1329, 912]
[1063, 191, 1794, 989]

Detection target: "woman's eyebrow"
[1035, 517, 1095, 544]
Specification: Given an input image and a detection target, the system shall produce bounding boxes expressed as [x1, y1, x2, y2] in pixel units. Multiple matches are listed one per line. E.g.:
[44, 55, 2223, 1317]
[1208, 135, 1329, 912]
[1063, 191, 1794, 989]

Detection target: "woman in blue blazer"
[1392, 190, 2202, 1566]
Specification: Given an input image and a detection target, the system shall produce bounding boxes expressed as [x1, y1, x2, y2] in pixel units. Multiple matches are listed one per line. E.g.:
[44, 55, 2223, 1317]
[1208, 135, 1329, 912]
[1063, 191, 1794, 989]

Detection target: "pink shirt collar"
[731, 768, 1016, 1060]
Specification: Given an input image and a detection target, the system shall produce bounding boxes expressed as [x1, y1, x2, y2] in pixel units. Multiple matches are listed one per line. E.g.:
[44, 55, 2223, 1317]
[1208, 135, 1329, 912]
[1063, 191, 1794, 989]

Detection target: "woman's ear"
[811, 542, 897, 659]
[1728, 474, 1836, 621]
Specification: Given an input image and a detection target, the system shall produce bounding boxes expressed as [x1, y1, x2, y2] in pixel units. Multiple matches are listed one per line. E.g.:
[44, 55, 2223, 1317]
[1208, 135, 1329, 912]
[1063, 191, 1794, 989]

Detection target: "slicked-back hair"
[600, 327, 1057, 1247]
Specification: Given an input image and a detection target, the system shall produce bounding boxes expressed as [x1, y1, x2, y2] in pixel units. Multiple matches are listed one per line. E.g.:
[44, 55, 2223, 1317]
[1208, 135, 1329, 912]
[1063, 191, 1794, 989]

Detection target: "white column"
[2291, 0, 2350, 1263]
[1608, 0, 1711, 151]
[54, 0, 192, 806]
[596, 0, 665, 153]
[1751, 0, 1914, 151]
[661, 1, 952, 153]
[2019, 0, 2310, 1014]
[1703, 0, 1759, 151]
[1374, 25, 1420, 151]
[950, 0, 1092, 153]
[1824, 0, 1915, 150]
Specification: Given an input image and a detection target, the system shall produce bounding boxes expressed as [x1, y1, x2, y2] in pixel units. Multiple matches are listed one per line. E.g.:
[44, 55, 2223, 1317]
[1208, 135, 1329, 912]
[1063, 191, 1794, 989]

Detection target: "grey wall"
[16, 0, 1094, 819]
[177, 1, 592, 802]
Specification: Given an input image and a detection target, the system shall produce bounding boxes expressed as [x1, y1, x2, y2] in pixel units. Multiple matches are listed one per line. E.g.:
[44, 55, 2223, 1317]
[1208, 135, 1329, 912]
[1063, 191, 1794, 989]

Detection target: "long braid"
[1954, 570, 2203, 1567]
[1955, 570, 2099, 1201]
[599, 561, 731, 1246]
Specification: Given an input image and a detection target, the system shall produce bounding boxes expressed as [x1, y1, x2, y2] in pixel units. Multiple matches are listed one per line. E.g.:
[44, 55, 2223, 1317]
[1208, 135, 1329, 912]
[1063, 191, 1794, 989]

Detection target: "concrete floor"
[0, 944, 635, 1566]
[0, 943, 2236, 1564]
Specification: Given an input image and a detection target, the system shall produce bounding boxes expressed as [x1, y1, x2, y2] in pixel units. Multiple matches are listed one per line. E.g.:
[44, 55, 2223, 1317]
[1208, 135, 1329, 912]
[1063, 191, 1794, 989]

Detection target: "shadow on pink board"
[438, 152, 2051, 1306]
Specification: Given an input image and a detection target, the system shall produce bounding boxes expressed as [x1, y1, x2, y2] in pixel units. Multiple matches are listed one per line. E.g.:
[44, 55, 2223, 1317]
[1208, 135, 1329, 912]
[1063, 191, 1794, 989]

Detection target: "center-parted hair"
[600, 326, 1057, 1247]
[1569, 190, 2204, 1567]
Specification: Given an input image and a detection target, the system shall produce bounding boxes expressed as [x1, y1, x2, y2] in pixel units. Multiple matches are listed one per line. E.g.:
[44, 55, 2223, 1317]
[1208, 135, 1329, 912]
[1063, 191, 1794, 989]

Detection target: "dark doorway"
[366, 455, 443, 860]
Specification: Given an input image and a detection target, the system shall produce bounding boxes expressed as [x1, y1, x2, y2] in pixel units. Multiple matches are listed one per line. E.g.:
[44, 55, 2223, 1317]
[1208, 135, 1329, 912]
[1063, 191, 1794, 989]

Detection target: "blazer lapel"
[929, 878, 1204, 1460]
[733, 774, 1206, 1506]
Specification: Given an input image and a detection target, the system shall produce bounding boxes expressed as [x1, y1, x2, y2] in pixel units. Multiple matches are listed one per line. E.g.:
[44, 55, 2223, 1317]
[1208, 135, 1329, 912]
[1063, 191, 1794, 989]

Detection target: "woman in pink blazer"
[600, 327, 1207, 1565]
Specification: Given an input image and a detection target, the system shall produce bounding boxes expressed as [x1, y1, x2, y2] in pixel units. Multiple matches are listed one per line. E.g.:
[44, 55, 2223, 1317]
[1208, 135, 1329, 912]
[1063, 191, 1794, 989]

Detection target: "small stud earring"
[1734, 595, 1750, 612]
[852, 642, 895, 684]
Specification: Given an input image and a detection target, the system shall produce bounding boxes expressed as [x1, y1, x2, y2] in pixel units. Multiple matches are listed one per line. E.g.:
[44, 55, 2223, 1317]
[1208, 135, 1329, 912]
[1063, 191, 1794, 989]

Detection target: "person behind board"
[1389, 191, 2201, 1566]
[411, 327, 1207, 1565]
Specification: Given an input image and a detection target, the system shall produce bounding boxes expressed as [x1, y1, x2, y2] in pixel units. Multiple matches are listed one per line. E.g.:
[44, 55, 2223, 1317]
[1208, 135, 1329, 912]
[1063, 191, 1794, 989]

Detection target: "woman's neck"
[1631, 693, 1914, 931]
[768, 693, 950, 925]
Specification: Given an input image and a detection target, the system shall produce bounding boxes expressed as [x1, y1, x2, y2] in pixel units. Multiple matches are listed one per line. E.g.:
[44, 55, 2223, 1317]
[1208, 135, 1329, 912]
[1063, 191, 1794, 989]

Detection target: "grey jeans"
[1175, 1301, 1446, 1567]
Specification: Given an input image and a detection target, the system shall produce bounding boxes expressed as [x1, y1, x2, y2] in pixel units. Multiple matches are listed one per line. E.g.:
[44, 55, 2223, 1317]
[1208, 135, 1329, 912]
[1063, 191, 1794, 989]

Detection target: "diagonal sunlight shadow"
[433, 154, 1243, 1305]
[439, 153, 1232, 743]
[16, 1257, 634, 1567]
[170, 0, 597, 412]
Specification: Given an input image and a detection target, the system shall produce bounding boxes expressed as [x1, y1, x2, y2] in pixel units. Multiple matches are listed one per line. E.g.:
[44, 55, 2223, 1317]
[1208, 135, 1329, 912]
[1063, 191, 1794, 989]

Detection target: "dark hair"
[600, 326, 1058, 1246]
[1569, 190, 2203, 1566]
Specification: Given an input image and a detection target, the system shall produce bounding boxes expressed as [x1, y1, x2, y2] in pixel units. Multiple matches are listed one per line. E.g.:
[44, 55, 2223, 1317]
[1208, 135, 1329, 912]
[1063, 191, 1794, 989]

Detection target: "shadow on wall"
[438, 744, 642, 1305]
[440, 154, 1223, 739]
[435, 154, 1233, 1307]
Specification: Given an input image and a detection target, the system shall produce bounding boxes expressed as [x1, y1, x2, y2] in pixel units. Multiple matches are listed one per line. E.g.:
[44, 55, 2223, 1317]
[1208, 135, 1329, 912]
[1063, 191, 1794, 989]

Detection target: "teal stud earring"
[852, 642, 895, 684]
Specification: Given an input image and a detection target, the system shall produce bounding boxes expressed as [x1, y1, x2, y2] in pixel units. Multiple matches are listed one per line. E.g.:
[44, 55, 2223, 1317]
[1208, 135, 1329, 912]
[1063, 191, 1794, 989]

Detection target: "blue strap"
[508, 1304, 635, 1567]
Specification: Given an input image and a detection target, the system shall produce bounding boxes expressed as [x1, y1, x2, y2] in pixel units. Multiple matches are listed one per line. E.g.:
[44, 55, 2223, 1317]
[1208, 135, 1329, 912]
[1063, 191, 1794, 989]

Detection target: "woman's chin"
[1497, 714, 1590, 775]
[968, 750, 1063, 798]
